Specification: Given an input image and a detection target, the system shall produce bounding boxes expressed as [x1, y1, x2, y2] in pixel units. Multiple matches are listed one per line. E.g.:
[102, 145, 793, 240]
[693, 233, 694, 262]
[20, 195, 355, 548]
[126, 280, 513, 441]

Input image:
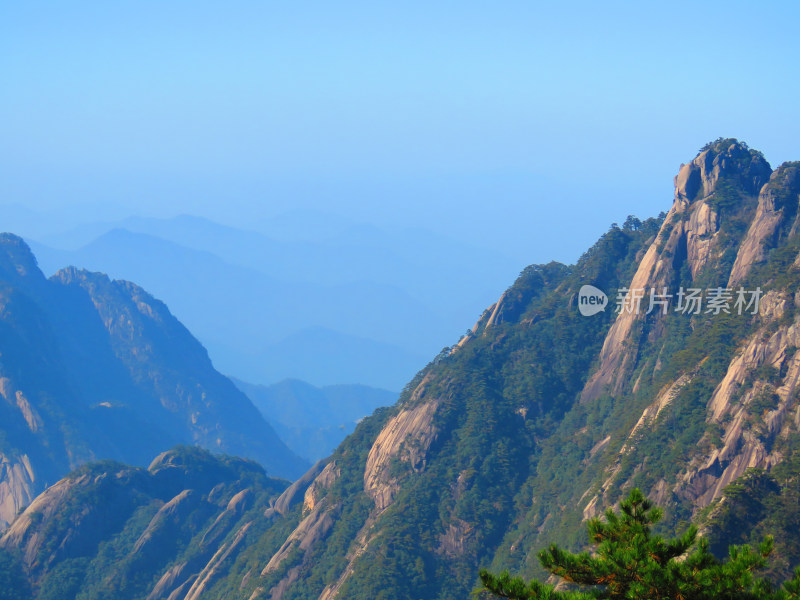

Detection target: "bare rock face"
[0, 453, 36, 530]
[729, 162, 800, 286]
[582, 286, 800, 525]
[264, 460, 326, 519]
[261, 375, 445, 600]
[245, 458, 343, 600]
[363, 376, 439, 512]
[437, 518, 475, 558]
[572, 142, 800, 536]
[675, 298, 800, 507]
[262, 507, 337, 577]
[674, 143, 770, 204]
[582, 373, 694, 520]
[581, 141, 771, 403]
[579, 235, 664, 401]
[133, 489, 200, 554]
[147, 561, 192, 600]
[0, 379, 44, 435]
[303, 461, 339, 513]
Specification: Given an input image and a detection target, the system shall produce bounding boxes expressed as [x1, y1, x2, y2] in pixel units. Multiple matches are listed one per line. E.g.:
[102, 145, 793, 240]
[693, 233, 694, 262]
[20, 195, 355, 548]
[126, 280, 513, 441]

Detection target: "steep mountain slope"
[237, 139, 800, 599]
[1, 213, 660, 599]
[0, 235, 307, 528]
[0, 447, 289, 600]
[5, 140, 800, 599]
[234, 378, 396, 463]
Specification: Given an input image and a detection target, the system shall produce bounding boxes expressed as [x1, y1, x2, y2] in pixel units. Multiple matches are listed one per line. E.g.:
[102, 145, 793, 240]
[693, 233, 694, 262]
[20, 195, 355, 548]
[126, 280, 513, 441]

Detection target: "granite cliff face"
[581, 140, 771, 403]
[0, 235, 306, 528]
[261, 140, 800, 598]
[5, 140, 800, 599]
[729, 162, 800, 286]
[575, 142, 800, 524]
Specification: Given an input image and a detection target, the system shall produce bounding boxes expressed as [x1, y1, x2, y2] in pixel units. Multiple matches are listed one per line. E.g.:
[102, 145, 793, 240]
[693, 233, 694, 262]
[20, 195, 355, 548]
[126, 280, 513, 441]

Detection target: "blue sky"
[2, 0, 799, 262]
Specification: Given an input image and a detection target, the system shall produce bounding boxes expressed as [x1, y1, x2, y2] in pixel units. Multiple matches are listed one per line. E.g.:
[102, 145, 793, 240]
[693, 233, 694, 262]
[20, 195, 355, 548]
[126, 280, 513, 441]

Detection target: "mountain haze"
[4, 140, 800, 599]
[235, 378, 396, 463]
[0, 235, 306, 529]
[29, 215, 520, 390]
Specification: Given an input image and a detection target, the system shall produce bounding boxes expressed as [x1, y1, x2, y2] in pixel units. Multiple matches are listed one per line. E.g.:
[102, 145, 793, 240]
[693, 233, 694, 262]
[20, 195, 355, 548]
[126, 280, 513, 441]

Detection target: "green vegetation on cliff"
[480, 489, 800, 600]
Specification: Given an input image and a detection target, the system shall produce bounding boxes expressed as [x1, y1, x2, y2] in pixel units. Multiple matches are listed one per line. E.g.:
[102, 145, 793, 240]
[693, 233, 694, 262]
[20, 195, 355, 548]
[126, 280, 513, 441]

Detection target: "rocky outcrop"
[198, 488, 253, 548]
[364, 384, 439, 512]
[0, 379, 44, 434]
[264, 460, 326, 519]
[674, 142, 770, 204]
[0, 233, 44, 284]
[302, 379, 444, 599]
[729, 162, 800, 286]
[256, 459, 342, 600]
[0, 447, 290, 599]
[437, 518, 475, 558]
[133, 489, 200, 554]
[581, 141, 771, 403]
[259, 501, 341, 600]
[579, 235, 664, 401]
[0, 467, 148, 570]
[183, 521, 254, 600]
[621, 374, 693, 455]
[582, 373, 694, 520]
[0, 453, 36, 530]
[675, 293, 800, 507]
[316, 526, 380, 600]
[262, 507, 338, 577]
[303, 461, 339, 513]
[584, 287, 800, 522]
[257, 376, 444, 600]
[147, 560, 195, 600]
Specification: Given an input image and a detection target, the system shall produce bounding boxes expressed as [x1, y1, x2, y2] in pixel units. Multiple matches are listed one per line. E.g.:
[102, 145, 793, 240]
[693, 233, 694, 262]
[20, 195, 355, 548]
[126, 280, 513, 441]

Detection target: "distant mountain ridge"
[5, 140, 800, 599]
[0, 234, 307, 529]
[234, 378, 396, 462]
[27, 214, 520, 389]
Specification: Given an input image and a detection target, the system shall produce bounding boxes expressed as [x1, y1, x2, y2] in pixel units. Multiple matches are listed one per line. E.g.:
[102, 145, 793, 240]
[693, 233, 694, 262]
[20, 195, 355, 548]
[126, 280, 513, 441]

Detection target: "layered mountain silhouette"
[0, 234, 307, 529]
[27, 215, 521, 390]
[3, 139, 800, 599]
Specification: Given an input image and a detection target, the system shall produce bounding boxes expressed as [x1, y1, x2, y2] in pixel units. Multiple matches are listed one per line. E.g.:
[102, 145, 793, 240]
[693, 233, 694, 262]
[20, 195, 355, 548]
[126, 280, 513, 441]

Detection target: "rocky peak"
[582, 140, 771, 402]
[674, 139, 772, 205]
[0, 233, 44, 284]
[51, 265, 110, 287]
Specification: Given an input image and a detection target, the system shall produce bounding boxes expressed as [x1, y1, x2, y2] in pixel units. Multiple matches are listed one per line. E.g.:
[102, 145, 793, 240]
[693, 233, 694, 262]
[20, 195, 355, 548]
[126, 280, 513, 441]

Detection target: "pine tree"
[478, 489, 800, 600]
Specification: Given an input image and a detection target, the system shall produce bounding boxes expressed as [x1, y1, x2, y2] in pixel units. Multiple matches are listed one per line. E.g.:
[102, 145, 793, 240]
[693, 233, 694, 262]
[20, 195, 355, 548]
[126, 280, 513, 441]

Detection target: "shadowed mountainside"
[0, 235, 307, 529]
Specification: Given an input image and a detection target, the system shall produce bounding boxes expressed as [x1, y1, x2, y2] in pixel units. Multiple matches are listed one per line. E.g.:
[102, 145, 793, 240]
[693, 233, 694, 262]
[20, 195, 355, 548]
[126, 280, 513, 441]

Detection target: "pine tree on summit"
[478, 489, 800, 600]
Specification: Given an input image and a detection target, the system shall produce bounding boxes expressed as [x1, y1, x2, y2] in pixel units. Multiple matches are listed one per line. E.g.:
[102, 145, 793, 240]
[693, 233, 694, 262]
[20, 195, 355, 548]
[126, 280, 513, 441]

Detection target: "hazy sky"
[2, 1, 799, 263]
